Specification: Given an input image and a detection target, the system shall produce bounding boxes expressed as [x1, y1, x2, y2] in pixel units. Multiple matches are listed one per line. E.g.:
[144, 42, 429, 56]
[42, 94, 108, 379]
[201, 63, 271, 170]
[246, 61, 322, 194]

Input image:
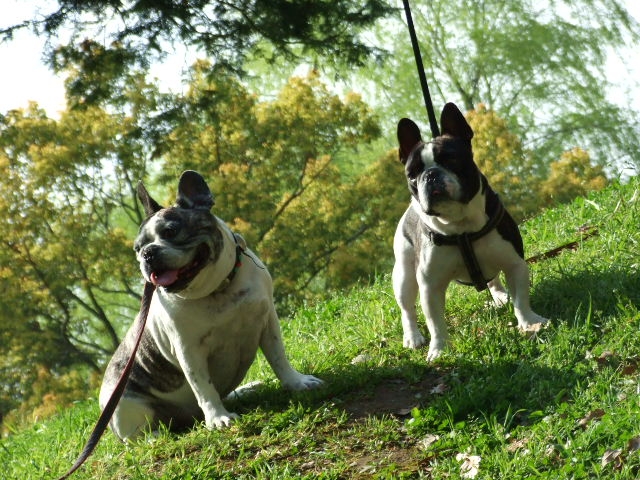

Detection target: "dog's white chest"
[422, 232, 503, 284]
[147, 280, 271, 394]
[154, 284, 267, 343]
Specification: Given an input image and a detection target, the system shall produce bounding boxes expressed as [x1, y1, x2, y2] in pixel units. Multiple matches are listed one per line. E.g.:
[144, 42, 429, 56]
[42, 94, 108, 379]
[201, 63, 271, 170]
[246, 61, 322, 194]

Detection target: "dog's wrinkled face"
[133, 171, 224, 293]
[398, 103, 481, 221]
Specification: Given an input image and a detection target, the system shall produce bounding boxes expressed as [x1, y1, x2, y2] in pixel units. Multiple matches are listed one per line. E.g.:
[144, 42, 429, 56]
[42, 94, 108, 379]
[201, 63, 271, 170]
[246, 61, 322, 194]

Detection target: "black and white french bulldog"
[392, 103, 548, 361]
[100, 170, 323, 441]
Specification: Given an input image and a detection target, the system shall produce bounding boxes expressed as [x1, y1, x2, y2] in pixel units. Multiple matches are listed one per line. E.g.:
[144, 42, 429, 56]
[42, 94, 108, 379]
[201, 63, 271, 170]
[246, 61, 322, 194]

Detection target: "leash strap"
[57, 281, 156, 480]
[402, 0, 440, 138]
[213, 235, 244, 293]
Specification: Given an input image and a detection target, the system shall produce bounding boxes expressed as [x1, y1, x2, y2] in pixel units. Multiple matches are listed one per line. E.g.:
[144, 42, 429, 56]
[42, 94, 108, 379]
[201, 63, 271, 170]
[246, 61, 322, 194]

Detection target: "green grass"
[2, 177, 639, 479]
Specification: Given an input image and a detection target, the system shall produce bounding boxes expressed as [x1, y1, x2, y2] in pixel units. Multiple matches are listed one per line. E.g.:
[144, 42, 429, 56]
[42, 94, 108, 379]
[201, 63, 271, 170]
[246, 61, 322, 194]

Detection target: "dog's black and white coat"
[100, 171, 322, 440]
[392, 103, 547, 361]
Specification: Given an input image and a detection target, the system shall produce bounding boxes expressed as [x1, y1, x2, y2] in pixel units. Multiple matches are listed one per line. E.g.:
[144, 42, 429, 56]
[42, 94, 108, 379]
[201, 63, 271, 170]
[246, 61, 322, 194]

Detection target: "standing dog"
[100, 170, 323, 440]
[392, 103, 547, 361]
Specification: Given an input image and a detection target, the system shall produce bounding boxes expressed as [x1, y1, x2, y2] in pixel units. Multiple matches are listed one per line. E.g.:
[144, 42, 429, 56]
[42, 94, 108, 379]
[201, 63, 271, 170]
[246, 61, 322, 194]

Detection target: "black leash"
[57, 281, 156, 480]
[401, 0, 440, 138]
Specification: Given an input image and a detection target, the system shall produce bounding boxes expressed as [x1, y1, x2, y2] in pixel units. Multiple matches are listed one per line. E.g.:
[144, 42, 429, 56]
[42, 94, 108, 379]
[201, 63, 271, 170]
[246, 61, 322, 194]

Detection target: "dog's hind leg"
[259, 310, 324, 391]
[109, 397, 155, 442]
[487, 276, 510, 307]
[225, 380, 264, 401]
[503, 259, 548, 332]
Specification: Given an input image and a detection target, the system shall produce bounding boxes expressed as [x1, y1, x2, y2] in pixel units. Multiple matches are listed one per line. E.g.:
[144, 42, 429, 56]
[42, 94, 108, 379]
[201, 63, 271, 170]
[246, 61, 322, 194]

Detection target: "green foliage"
[53, 39, 147, 109]
[352, 0, 640, 176]
[540, 147, 609, 207]
[158, 65, 395, 301]
[2, 0, 394, 74]
[466, 104, 609, 220]
[2, 177, 639, 479]
[2, 367, 100, 429]
[0, 90, 156, 421]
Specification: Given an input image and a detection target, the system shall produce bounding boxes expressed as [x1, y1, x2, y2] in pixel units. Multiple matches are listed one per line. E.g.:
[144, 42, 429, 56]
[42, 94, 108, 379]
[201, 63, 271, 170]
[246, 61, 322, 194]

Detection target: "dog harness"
[424, 199, 505, 292]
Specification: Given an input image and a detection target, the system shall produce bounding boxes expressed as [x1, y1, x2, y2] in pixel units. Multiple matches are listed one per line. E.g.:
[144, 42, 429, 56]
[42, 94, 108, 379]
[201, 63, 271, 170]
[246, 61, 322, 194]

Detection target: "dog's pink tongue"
[150, 270, 179, 287]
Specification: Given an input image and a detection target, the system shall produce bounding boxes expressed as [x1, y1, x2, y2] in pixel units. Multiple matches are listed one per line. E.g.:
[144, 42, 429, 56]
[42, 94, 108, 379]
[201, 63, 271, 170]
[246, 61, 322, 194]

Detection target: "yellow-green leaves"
[466, 105, 609, 221]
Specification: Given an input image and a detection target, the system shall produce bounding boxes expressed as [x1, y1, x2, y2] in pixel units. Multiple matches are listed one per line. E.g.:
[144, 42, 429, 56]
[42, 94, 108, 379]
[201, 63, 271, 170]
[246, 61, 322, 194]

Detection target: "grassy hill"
[2, 176, 639, 479]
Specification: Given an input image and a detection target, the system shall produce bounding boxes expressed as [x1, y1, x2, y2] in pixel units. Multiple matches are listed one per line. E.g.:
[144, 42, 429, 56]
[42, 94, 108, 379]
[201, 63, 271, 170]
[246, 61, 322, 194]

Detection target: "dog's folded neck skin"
[172, 227, 238, 300]
[411, 182, 487, 236]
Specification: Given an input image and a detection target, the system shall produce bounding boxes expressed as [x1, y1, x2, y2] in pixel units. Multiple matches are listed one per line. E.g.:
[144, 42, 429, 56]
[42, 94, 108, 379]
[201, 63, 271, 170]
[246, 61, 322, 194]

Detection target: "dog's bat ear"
[137, 182, 163, 216]
[440, 103, 473, 142]
[397, 118, 422, 165]
[176, 170, 215, 210]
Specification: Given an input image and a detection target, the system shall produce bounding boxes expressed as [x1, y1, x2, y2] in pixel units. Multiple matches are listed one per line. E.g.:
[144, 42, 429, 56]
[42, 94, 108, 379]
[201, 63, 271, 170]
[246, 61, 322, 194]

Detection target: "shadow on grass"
[159, 265, 640, 439]
[532, 264, 639, 321]
[225, 354, 582, 437]
[402, 358, 578, 432]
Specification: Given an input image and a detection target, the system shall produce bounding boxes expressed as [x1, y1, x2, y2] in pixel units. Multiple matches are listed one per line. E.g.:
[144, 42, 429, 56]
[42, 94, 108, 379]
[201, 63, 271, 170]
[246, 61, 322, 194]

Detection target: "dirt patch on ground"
[342, 374, 443, 419]
[346, 446, 426, 478]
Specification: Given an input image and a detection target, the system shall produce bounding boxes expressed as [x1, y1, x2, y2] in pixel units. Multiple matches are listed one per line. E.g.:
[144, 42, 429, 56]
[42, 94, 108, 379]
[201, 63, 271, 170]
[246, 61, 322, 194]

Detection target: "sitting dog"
[100, 170, 323, 440]
[392, 103, 548, 361]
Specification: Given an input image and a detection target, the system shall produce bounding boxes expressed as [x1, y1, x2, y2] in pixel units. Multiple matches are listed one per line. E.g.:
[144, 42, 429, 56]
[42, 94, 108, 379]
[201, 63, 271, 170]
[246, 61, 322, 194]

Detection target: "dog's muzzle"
[143, 243, 211, 291]
[426, 169, 448, 198]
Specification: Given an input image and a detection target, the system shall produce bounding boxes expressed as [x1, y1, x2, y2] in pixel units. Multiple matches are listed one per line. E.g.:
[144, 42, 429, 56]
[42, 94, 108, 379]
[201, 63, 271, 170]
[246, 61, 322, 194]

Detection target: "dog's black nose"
[426, 168, 439, 184]
[142, 245, 159, 262]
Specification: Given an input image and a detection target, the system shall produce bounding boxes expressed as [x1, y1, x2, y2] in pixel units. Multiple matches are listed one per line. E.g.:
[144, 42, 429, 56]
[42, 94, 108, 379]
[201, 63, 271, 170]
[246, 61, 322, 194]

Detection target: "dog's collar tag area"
[214, 234, 244, 293]
[425, 198, 506, 291]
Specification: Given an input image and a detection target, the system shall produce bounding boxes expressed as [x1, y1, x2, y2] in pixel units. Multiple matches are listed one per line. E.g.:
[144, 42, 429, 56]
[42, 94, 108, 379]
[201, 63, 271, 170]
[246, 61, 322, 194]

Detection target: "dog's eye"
[133, 237, 146, 252]
[161, 223, 180, 239]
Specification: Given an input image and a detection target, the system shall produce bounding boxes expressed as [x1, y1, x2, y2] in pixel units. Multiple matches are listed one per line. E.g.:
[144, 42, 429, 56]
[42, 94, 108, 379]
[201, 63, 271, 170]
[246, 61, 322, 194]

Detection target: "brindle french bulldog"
[100, 170, 323, 440]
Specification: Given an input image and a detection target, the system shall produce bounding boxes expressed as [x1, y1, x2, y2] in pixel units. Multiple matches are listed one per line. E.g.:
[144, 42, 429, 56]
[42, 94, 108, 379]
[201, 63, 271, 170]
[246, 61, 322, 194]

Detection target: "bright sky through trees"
[1, 0, 639, 116]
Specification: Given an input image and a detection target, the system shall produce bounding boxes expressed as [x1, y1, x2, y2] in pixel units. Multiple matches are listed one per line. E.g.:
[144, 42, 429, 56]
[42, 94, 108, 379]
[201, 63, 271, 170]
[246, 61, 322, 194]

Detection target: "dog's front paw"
[403, 331, 427, 349]
[205, 411, 240, 430]
[426, 338, 449, 362]
[487, 278, 510, 307]
[517, 314, 549, 336]
[426, 346, 444, 362]
[283, 373, 324, 391]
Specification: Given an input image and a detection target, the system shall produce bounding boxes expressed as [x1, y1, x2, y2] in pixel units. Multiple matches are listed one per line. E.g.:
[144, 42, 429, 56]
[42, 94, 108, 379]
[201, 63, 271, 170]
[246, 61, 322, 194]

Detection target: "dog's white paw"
[283, 374, 324, 391]
[205, 412, 240, 430]
[426, 338, 449, 362]
[490, 291, 510, 308]
[403, 331, 427, 349]
[426, 346, 444, 362]
[517, 314, 549, 336]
